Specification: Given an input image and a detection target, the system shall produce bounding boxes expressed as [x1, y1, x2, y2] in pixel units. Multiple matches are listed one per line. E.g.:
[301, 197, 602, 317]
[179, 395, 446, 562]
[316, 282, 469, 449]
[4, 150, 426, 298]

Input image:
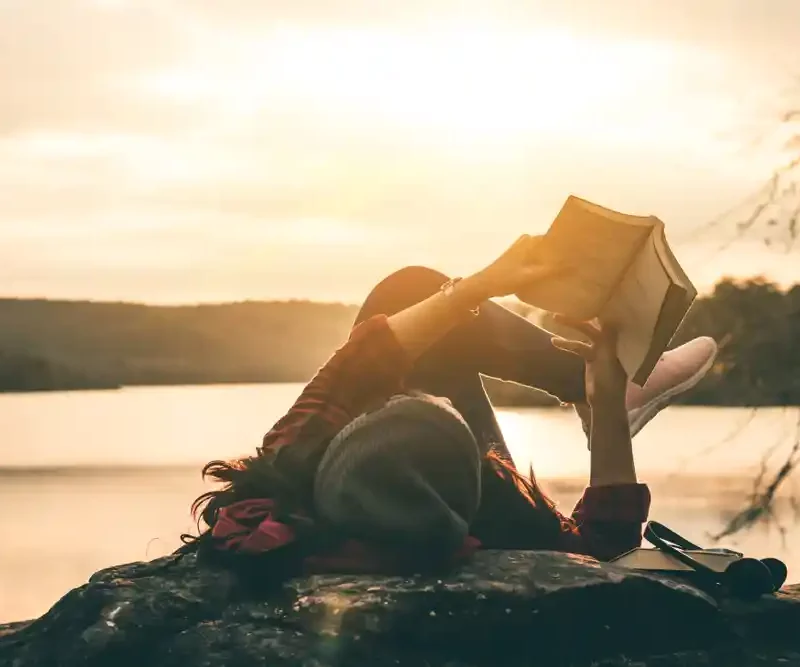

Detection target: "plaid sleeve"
[261, 315, 412, 455]
[557, 483, 651, 561]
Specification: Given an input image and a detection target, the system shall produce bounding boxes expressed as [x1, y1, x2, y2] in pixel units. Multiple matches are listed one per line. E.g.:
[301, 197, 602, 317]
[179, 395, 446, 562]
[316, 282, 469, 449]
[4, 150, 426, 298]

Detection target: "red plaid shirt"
[214, 315, 650, 568]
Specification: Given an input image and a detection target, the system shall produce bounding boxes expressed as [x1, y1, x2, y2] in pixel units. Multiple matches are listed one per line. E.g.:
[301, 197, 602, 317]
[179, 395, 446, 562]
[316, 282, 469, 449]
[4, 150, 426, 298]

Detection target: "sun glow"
[145, 25, 704, 150]
[5, 0, 787, 304]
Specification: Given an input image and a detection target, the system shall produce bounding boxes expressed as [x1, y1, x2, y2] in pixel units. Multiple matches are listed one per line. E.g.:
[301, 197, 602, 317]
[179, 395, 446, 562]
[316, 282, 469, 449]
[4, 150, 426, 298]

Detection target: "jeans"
[352, 266, 586, 462]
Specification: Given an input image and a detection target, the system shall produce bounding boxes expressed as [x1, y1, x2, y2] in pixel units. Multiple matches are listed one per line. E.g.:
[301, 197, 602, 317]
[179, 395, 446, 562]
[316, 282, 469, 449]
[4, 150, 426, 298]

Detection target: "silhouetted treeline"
[0, 349, 118, 392]
[672, 278, 800, 406]
[532, 277, 800, 407]
[0, 278, 797, 405]
[0, 299, 357, 391]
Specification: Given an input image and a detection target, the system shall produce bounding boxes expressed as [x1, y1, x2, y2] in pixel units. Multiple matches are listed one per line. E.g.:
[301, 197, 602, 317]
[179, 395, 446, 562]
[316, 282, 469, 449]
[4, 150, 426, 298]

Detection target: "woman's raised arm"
[387, 235, 559, 362]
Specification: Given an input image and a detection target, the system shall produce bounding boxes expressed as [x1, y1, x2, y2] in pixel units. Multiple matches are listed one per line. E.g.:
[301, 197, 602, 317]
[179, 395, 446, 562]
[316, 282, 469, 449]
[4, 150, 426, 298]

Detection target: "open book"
[610, 547, 741, 573]
[516, 196, 697, 386]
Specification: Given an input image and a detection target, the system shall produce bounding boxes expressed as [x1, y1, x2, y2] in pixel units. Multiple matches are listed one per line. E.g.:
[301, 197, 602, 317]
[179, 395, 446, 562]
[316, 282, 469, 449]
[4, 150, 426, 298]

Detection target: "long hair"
[472, 448, 563, 549]
[179, 448, 315, 554]
[181, 440, 563, 561]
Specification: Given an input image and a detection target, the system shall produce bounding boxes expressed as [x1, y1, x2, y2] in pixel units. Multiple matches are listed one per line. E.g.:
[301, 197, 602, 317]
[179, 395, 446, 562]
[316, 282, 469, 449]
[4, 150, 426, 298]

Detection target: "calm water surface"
[1, 384, 799, 623]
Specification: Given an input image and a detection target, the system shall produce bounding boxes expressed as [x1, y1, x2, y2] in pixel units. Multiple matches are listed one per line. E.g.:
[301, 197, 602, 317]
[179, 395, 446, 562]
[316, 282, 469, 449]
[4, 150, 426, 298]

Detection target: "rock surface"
[1, 550, 798, 667]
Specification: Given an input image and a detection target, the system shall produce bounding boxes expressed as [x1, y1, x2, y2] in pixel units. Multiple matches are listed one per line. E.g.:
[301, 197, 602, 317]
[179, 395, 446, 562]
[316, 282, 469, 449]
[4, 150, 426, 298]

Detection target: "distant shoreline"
[0, 383, 122, 394]
[2, 278, 798, 406]
[1, 379, 799, 408]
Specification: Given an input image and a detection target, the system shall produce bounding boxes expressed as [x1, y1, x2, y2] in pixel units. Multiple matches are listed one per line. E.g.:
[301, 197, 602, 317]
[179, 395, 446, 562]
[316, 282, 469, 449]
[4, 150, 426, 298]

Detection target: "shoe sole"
[628, 350, 718, 438]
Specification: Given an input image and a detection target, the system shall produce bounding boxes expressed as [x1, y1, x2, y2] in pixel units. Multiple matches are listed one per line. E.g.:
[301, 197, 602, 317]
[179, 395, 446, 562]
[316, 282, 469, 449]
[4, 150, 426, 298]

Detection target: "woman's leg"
[352, 266, 586, 460]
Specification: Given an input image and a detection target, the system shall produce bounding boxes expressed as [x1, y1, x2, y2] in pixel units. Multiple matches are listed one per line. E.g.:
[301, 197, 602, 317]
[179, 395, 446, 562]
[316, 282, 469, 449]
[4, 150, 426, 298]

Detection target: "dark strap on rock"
[644, 521, 719, 579]
[644, 521, 786, 599]
[645, 521, 703, 552]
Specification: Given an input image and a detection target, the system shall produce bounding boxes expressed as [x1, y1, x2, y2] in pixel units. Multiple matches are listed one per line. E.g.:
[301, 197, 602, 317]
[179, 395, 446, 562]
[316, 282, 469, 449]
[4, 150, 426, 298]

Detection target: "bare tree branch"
[666, 408, 759, 480]
[782, 110, 800, 123]
[710, 413, 800, 542]
[709, 88, 800, 254]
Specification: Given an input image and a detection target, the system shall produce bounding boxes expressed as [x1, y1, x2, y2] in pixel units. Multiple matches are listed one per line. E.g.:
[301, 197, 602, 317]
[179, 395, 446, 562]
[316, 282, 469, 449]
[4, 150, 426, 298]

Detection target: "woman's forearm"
[387, 235, 560, 362]
[588, 401, 637, 486]
[386, 272, 491, 362]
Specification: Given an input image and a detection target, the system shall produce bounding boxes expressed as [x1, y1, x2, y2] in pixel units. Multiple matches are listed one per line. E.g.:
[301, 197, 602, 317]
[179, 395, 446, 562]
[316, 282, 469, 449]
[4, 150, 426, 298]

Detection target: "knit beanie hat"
[313, 393, 481, 555]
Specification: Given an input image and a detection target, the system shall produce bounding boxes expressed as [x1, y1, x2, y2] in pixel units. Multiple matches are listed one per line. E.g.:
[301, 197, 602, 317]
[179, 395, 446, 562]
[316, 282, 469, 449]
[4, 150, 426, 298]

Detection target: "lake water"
[1, 383, 799, 623]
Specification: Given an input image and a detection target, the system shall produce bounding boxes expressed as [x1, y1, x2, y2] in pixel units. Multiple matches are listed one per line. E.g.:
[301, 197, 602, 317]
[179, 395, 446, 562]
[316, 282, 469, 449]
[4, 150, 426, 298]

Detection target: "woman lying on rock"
[183, 235, 717, 575]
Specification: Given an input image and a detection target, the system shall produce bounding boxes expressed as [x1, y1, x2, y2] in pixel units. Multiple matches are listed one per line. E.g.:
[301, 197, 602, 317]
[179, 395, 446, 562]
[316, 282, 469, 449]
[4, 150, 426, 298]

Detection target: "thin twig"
[710, 412, 800, 541]
[666, 408, 758, 479]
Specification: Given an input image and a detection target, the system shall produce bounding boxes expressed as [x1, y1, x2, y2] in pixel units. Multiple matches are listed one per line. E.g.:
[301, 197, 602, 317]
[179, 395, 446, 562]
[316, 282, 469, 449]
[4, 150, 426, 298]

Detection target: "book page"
[601, 233, 671, 379]
[611, 548, 740, 573]
[517, 196, 654, 320]
[630, 226, 696, 384]
[653, 225, 697, 299]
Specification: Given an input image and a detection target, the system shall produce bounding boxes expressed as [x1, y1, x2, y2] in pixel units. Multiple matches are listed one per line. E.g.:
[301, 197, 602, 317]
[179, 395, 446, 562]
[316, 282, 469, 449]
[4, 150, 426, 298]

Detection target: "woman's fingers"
[600, 322, 619, 348]
[551, 336, 596, 360]
[525, 235, 551, 265]
[511, 234, 532, 253]
[553, 314, 602, 341]
[520, 263, 565, 284]
[501, 234, 534, 265]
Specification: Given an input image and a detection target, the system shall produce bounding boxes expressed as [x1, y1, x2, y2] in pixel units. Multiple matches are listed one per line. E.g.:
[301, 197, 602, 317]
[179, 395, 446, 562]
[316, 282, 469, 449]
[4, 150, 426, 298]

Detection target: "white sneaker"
[577, 337, 718, 442]
[626, 337, 719, 437]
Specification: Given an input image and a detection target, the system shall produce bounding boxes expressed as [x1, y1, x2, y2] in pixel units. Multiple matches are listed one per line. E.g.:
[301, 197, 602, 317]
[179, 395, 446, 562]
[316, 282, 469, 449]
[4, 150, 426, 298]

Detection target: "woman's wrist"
[451, 272, 493, 309]
[588, 402, 637, 485]
[588, 391, 627, 415]
[590, 400, 628, 429]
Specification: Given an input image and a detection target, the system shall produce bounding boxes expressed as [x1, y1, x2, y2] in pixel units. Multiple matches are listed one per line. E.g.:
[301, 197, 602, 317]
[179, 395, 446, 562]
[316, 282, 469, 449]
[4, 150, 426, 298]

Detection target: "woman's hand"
[550, 317, 628, 410]
[468, 234, 563, 301]
[386, 233, 562, 363]
[551, 317, 636, 485]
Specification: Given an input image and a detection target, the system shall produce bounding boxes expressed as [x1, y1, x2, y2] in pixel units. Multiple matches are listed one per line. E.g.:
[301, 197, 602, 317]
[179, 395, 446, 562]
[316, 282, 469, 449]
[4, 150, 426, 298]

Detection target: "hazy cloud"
[0, 0, 797, 302]
[0, 0, 187, 134]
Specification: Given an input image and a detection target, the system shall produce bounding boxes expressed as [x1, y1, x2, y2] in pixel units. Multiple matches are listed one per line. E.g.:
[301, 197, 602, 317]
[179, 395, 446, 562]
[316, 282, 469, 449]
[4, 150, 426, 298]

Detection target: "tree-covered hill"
[0, 277, 797, 406]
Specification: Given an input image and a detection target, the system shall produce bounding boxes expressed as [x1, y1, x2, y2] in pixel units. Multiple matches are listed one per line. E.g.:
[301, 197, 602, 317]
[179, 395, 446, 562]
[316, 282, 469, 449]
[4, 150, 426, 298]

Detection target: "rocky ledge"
[1, 550, 799, 667]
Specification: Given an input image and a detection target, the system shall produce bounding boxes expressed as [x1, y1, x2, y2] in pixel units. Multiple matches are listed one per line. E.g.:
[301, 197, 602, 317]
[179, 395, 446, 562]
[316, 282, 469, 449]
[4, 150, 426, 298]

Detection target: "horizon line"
[0, 273, 788, 309]
[0, 295, 360, 309]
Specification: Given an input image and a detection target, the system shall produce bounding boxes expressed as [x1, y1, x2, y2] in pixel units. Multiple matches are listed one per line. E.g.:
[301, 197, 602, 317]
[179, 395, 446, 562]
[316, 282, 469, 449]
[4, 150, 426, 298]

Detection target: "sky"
[1, 0, 799, 304]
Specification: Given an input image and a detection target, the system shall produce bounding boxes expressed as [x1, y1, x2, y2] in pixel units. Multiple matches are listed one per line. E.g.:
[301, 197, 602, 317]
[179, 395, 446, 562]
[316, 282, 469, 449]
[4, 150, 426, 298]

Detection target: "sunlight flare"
[143, 25, 713, 148]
